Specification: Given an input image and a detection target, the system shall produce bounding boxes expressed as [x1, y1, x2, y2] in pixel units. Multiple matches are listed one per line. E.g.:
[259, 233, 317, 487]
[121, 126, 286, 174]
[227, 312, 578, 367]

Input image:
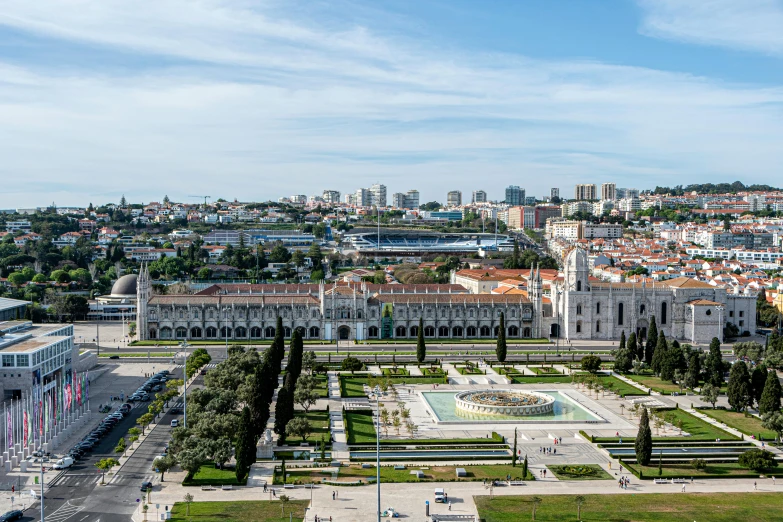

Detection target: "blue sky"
[1, 0, 783, 207]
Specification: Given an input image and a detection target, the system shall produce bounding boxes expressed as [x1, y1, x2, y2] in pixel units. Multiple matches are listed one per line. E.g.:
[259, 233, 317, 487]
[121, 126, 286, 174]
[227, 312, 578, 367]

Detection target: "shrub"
[690, 458, 706, 470]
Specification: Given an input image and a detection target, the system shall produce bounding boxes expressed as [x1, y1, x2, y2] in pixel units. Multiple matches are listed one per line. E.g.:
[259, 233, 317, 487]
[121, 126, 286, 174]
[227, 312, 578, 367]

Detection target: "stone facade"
[550, 248, 756, 345]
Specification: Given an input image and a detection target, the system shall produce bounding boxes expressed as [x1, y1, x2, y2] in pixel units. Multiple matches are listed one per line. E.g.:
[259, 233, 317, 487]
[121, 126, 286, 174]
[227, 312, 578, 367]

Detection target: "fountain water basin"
[455, 390, 555, 416]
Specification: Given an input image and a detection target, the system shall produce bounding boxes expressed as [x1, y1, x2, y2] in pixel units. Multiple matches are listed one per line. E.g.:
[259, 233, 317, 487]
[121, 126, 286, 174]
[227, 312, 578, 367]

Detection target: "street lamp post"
[373, 385, 382, 522]
[223, 307, 230, 359]
[555, 290, 562, 356]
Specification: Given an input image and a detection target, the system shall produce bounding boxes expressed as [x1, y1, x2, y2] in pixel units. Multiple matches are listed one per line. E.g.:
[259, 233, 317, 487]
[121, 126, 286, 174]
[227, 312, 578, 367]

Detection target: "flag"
[23, 410, 28, 447]
[65, 383, 72, 412]
[76, 373, 82, 407]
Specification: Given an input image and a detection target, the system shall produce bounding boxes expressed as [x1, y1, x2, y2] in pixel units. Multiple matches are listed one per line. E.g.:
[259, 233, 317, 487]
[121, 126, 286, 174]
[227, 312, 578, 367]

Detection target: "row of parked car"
[64, 401, 136, 464]
[127, 371, 170, 402]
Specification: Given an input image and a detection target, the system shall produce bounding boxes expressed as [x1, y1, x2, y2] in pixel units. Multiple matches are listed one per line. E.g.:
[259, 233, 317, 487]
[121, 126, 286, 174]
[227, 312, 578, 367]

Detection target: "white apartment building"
[601, 183, 616, 201]
[447, 190, 462, 207]
[472, 190, 487, 203]
[370, 184, 387, 207]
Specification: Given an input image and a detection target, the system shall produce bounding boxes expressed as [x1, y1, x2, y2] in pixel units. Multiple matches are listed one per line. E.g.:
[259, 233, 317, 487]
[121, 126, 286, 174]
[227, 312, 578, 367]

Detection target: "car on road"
[53, 457, 74, 470]
[120, 403, 132, 413]
[170, 419, 178, 427]
[140, 394, 150, 402]
[0, 510, 24, 521]
[140, 481, 153, 492]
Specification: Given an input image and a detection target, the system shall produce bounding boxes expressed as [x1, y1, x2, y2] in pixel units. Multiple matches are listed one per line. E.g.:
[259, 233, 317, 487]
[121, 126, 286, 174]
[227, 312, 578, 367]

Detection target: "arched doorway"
[550, 324, 560, 338]
[636, 319, 649, 341]
[338, 325, 351, 340]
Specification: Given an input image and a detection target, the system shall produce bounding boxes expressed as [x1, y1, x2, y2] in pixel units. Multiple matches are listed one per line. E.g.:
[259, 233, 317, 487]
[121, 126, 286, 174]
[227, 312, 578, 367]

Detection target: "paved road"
[28, 369, 183, 522]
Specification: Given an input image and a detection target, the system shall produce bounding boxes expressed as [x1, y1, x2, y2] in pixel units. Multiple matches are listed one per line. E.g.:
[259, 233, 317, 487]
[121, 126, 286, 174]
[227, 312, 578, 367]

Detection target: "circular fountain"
[454, 390, 555, 416]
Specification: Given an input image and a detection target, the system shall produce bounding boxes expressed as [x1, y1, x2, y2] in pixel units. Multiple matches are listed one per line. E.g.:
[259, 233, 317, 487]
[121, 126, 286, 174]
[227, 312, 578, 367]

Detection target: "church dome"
[111, 274, 138, 297]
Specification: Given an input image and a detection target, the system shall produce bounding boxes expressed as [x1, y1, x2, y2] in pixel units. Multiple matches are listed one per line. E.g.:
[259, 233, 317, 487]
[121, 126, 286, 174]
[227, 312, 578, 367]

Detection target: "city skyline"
[2, 1, 783, 208]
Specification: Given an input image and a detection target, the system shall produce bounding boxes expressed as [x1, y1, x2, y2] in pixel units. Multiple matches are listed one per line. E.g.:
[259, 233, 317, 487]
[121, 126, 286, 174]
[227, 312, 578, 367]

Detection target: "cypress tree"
[706, 337, 724, 387]
[684, 352, 701, 389]
[628, 332, 640, 361]
[248, 363, 273, 441]
[512, 427, 517, 466]
[522, 454, 528, 479]
[274, 375, 295, 444]
[759, 369, 782, 415]
[287, 329, 304, 389]
[651, 331, 667, 376]
[619, 330, 626, 351]
[416, 318, 426, 363]
[644, 316, 658, 365]
[272, 316, 285, 375]
[635, 407, 653, 466]
[235, 406, 253, 481]
[496, 312, 507, 363]
[727, 361, 751, 412]
[750, 364, 767, 408]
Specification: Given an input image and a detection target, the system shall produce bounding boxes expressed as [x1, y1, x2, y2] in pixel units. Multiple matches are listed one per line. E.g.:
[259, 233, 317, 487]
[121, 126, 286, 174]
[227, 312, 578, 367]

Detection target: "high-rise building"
[472, 190, 487, 203]
[405, 189, 420, 210]
[617, 188, 640, 200]
[574, 184, 597, 201]
[601, 183, 616, 201]
[505, 185, 525, 206]
[447, 190, 462, 207]
[290, 194, 307, 204]
[355, 188, 371, 206]
[369, 184, 387, 207]
[392, 192, 405, 208]
[525, 196, 536, 206]
[550, 188, 560, 201]
[322, 190, 341, 204]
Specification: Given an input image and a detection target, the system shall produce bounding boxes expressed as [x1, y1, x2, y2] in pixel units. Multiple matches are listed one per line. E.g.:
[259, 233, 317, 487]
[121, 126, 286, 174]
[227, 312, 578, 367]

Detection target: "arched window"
[309, 326, 320, 339]
[148, 328, 157, 339]
[577, 281, 582, 292]
[508, 325, 519, 337]
[480, 325, 491, 337]
[206, 326, 217, 338]
[209, 310, 214, 319]
[250, 327, 262, 338]
[523, 327, 531, 338]
[312, 309, 319, 319]
[661, 301, 668, 325]
[596, 302, 601, 314]
[410, 325, 419, 337]
[640, 304, 646, 315]
[576, 304, 582, 315]
[357, 310, 363, 319]
[438, 326, 449, 337]
[467, 326, 477, 337]
[596, 320, 601, 333]
[265, 326, 275, 338]
[482, 309, 488, 318]
[441, 309, 447, 318]
[424, 326, 435, 337]
[220, 326, 232, 338]
[253, 310, 258, 319]
[396, 326, 407, 338]
[160, 327, 172, 339]
[163, 311, 169, 320]
[618, 303, 624, 326]
[284, 327, 292, 338]
[469, 309, 475, 318]
[190, 327, 202, 338]
[235, 327, 247, 338]
[175, 326, 187, 339]
[149, 310, 157, 321]
[193, 310, 199, 319]
[510, 309, 516, 318]
[452, 326, 463, 337]
[576, 321, 582, 333]
[368, 326, 379, 338]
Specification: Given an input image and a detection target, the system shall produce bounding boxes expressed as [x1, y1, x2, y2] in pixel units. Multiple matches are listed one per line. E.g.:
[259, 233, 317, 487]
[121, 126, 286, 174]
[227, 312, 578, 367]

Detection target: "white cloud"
[637, 0, 783, 56]
[0, 1, 782, 207]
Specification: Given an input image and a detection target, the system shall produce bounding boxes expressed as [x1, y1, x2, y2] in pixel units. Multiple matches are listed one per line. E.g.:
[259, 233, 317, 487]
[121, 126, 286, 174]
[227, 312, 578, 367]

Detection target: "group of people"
[539, 469, 548, 478]
[618, 476, 630, 489]
[539, 446, 557, 455]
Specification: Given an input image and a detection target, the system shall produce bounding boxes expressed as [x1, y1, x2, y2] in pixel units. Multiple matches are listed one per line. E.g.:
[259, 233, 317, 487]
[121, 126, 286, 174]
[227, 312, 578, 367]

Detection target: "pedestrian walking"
[448, 502, 452, 511]
[681, 484, 686, 492]
[754, 481, 757, 490]
[772, 476, 776, 485]
[332, 491, 335, 500]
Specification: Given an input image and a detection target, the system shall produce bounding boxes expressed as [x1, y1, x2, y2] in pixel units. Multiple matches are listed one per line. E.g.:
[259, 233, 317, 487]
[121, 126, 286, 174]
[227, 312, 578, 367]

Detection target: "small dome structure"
[111, 274, 138, 297]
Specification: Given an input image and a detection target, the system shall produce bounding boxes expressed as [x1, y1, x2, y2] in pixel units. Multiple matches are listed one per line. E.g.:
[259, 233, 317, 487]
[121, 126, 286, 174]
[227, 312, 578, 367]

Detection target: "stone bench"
[283, 484, 296, 489]
[201, 486, 216, 491]
[508, 481, 525, 486]
[221, 485, 233, 490]
[653, 479, 668, 484]
[393, 465, 406, 470]
[672, 478, 688, 484]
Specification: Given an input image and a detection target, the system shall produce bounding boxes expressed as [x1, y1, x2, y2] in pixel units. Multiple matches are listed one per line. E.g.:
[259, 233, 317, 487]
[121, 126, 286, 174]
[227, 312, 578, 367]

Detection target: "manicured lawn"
[547, 464, 613, 481]
[183, 463, 246, 486]
[625, 373, 683, 394]
[529, 366, 562, 375]
[593, 375, 647, 397]
[312, 374, 328, 396]
[624, 461, 770, 480]
[456, 365, 485, 375]
[655, 409, 738, 440]
[276, 464, 534, 484]
[511, 375, 572, 384]
[361, 339, 550, 344]
[420, 368, 446, 376]
[381, 367, 410, 376]
[285, 410, 330, 446]
[170, 500, 308, 521]
[345, 411, 376, 444]
[476, 493, 783, 522]
[340, 376, 447, 397]
[699, 408, 778, 440]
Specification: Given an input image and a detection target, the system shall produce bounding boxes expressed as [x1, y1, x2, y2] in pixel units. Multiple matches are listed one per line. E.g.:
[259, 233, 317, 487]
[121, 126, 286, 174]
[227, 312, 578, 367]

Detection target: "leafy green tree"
[750, 364, 768, 408]
[727, 361, 751, 412]
[644, 316, 658, 365]
[580, 355, 602, 373]
[340, 356, 364, 373]
[234, 406, 254, 481]
[95, 458, 120, 484]
[285, 417, 312, 442]
[614, 331, 633, 373]
[416, 318, 426, 363]
[759, 369, 782, 415]
[293, 374, 319, 413]
[635, 407, 653, 466]
[762, 411, 783, 441]
[684, 352, 701, 389]
[738, 449, 778, 472]
[273, 379, 294, 444]
[496, 312, 507, 363]
[153, 455, 176, 482]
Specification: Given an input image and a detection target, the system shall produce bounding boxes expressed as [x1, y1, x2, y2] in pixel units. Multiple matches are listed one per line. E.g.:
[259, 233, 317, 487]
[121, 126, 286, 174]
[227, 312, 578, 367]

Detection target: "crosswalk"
[50, 473, 100, 488]
[43, 500, 85, 522]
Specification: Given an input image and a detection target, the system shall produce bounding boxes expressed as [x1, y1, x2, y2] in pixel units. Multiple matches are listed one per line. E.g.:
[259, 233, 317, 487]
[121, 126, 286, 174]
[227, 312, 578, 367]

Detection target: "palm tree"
[531, 496, 542, 521]
[575, 495, 585, 520]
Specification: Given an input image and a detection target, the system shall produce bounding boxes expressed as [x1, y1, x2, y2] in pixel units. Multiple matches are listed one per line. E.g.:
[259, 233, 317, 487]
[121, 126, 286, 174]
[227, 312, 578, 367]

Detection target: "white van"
[170, 419, 178, 427]
[434, 488, 446, 503]
[53, 457, 74, 470]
